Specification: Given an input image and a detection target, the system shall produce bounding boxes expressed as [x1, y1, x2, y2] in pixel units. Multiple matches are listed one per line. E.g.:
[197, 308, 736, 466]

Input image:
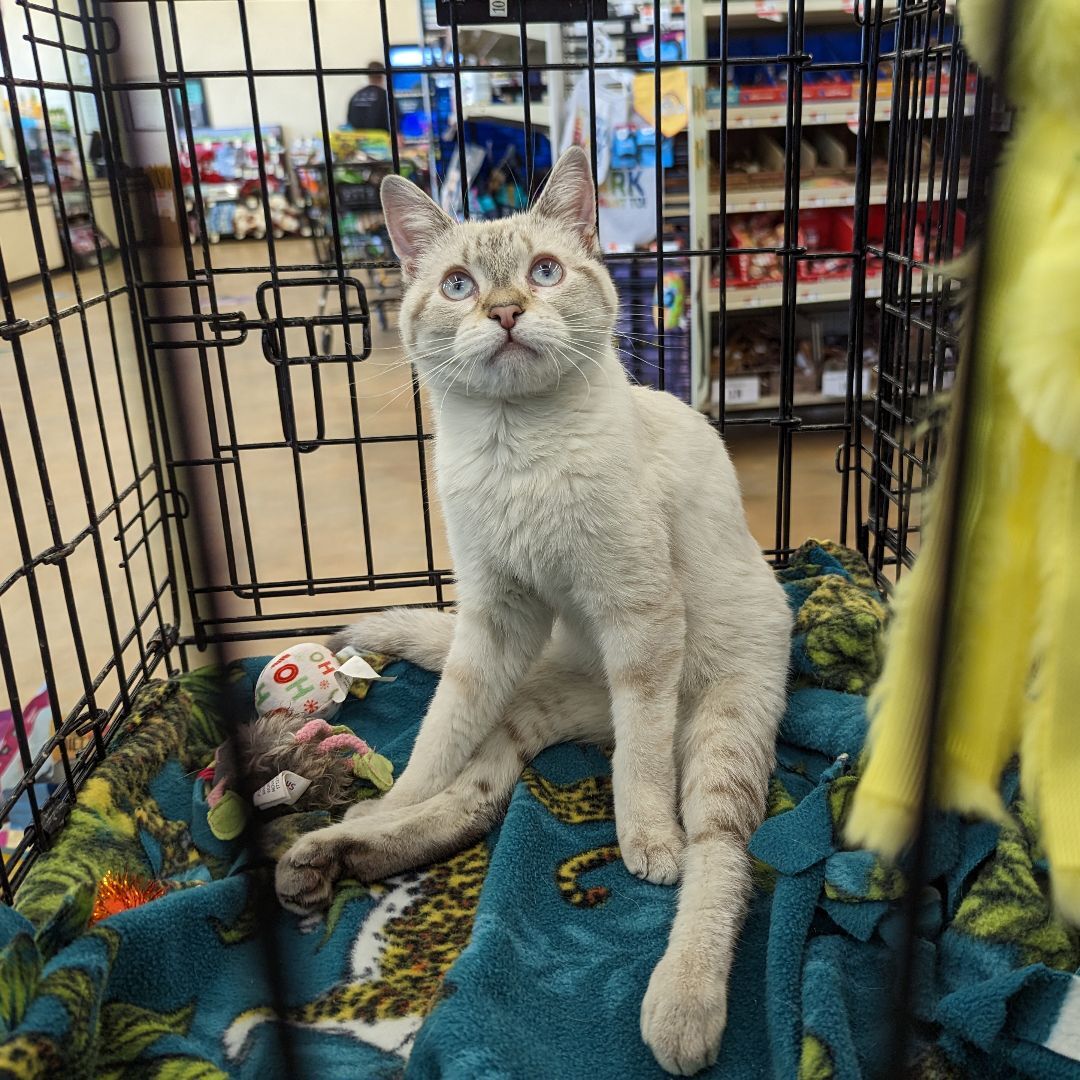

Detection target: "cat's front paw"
[275, 831, 343, 914]
[619, 819, 685, 885]
[641, 953, 727, 1075]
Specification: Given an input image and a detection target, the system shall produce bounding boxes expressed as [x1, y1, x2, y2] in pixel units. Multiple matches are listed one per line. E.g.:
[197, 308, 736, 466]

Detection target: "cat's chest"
[437, 435, 622, 587]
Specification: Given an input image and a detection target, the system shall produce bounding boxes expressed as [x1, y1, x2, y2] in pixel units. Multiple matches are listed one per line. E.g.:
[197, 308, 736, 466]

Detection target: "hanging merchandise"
[598, 163, 657, 250]
[558, 28, 629, 185]
[846, 0, 1080, 923]
[632, 67, 689, 138]
[559, 73, 634, 185]
[656, 268, 686, 331]
[439, 143, 488, 219]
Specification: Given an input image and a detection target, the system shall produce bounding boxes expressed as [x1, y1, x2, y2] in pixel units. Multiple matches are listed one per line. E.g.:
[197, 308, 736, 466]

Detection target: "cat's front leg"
[598, 588, 686, 886]
[351, 583, 552, 818]
[276, 586, 551, 912]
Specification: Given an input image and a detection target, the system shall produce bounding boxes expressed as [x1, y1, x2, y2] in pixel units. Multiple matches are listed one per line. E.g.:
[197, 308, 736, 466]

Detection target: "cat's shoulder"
[628, 383, 714, 434]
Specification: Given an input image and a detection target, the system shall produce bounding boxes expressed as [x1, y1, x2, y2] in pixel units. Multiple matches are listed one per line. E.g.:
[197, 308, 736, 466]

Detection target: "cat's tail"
[328, 608, 456, 672]
[640, 675, 784, 1076]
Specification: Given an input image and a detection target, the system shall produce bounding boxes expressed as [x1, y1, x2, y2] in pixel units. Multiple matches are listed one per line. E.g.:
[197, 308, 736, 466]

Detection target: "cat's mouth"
[492, 336, 537, 361]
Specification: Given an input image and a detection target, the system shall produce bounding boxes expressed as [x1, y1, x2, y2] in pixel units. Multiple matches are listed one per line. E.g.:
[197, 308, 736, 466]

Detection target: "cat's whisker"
[564, 328, 679, 372]
[564, 319, 675, 347]
[365, 348, 473, 414]
[547, 341, 593, 411]
[436, 354, 476, 415]
[464, 354, 481, 399]
[367, 336, 456, 352]
[361, 347, 461, 385]
[565, 324, 673, 349]
[557, 338, 615, 392]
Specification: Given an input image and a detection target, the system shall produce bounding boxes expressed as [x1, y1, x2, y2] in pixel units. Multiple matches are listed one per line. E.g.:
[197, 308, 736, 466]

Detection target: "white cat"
[275, 147, 792, 1075]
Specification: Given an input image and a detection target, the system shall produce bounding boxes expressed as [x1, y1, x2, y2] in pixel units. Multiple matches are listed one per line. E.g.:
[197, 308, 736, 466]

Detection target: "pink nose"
[488, 304, 522, 330]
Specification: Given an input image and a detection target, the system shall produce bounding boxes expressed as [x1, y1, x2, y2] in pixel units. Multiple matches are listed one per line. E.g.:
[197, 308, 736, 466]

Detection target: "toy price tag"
[489, 0, 507, 15]
[253, 770, 311, 809]
[755, 1, 784, 22]
[725, 376, 762, 406]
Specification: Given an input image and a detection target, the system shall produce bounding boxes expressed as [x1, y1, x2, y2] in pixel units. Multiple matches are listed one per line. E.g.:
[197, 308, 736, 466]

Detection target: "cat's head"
[380, 147, 618, 400]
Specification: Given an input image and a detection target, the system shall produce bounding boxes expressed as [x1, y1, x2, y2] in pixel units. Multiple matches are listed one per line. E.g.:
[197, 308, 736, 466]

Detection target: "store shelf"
[463, 102, 551, 127]
[714, 391, 837, 416]
[702, 0, 954, 23]
[704, 0, 856, 24]
[707, 276, 868, 311]
[708, 269, 938, 311]
[705, 94, 975, 130]
[664, 173, 967, 217]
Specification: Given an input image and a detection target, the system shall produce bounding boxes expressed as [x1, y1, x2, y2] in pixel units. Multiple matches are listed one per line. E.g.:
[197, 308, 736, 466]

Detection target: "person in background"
[348, 62, 391, 132]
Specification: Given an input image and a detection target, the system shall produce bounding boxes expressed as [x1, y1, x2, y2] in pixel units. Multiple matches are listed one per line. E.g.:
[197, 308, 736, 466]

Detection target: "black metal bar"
[144, 0, 249, 636]
[716, 0, 730, 429]
[585, 0, 600, 234]
[518, 3, 535, 196]
[652, 2, 665, 392]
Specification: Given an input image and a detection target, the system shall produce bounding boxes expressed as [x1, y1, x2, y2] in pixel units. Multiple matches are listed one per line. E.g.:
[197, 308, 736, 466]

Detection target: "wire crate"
[0, 0, 1006, 1073]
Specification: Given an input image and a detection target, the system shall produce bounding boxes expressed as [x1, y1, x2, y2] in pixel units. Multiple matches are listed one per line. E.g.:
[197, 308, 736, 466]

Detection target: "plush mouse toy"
[200, 643, 396, 839]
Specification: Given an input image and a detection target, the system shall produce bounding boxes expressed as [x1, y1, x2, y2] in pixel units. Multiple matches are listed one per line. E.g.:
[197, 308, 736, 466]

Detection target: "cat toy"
[201, 643, 396, 840]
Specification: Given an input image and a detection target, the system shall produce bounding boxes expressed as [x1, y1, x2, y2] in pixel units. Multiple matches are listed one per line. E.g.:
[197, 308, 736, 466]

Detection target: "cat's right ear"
[380, 175, 454, 277]
[532, 146, 599, 256]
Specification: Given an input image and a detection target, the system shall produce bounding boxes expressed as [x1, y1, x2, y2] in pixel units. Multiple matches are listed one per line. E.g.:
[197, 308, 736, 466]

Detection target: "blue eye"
[529, 257, 564, 287]
[441, 271, 476, 301]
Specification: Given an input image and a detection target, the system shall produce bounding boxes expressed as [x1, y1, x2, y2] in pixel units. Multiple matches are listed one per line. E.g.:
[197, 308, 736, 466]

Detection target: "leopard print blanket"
[1, 542, 1071, 1079]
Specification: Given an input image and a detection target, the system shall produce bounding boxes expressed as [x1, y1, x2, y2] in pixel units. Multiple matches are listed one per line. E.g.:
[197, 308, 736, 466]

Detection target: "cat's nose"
[488, 304, 523, 330]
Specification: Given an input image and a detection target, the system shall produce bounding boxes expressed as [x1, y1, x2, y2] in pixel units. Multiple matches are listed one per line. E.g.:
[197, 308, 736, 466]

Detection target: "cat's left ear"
[532, 146, 599, 255]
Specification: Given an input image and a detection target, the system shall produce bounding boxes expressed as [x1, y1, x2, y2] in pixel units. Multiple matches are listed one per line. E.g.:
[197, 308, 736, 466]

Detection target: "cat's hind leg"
[275, 659, 611, 913]
[640, 674, 783, 1075]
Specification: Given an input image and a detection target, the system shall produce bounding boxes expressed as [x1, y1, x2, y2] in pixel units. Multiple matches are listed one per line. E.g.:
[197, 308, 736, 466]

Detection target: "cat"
[274, 146, 792, 1075]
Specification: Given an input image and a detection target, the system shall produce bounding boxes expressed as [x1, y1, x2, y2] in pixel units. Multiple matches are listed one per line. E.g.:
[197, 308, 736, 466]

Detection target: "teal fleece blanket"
[1, 542, 1078, 1079]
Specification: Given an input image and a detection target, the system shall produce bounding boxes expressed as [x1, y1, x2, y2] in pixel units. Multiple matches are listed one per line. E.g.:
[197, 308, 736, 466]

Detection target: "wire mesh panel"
[0, 5, 999, 1068]
[0, 0, 177, 898]
[87, 0, 986, 667]
[92, 0, 453, 659]
[853, 0, 991, 585]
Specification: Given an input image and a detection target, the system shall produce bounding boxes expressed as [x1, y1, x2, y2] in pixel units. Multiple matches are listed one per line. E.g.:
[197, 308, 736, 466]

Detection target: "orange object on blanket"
[90, 872, 167, 925]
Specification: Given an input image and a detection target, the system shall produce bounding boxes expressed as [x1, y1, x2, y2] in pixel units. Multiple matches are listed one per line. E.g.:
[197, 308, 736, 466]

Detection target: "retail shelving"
[665, 173, 967, 217]
[684, 0, 970, 411]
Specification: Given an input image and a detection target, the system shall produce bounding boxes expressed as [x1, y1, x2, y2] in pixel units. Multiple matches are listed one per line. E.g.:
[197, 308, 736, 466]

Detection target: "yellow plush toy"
[846, 0, 1080, 922]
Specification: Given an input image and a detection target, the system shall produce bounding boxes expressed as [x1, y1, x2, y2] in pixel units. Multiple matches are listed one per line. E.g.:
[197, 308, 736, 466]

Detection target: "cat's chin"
[490, 339, 538, 363]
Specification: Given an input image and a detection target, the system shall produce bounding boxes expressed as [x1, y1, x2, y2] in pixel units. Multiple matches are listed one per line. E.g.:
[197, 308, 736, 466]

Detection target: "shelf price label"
[724, 375, 762, 405]
[821, 368, 872, 398]
[755, 0, 784, 21]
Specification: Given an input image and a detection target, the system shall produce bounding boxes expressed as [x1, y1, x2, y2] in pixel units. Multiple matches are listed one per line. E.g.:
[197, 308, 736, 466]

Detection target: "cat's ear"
[532, 146, 599, 255]
[380, 175, 454, 276]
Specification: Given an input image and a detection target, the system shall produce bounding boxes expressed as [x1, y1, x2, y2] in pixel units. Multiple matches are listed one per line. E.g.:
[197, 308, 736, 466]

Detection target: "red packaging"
[832, 203, 963, 277]
[804, 79, 854, 101]
[797, 209, 851, 282]
[726, 212, 789, 285]
[739, 84, 787, 105]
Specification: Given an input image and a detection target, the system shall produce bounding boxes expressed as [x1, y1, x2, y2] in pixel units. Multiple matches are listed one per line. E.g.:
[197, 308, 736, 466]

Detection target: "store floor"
[0, 241, 855, 728]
